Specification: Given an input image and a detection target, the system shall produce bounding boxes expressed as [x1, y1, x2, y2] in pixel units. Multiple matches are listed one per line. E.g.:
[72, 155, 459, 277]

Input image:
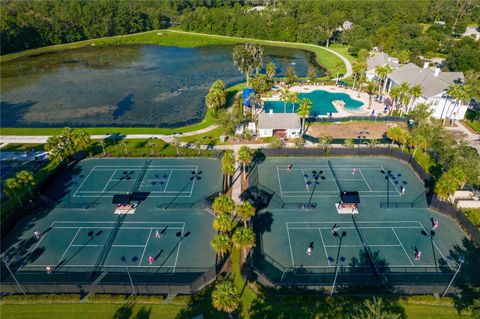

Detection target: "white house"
[257, 113, 301, 138]
[366, 52, 399, 81]
[337, 20, 353, 32]
[385, 63, 466, 120]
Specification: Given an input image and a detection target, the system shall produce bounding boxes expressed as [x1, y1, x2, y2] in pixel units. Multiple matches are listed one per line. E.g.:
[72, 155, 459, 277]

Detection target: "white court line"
[391, 227, 414, 266]
[173, 225, 185, 273]
[417, 222, 454, 271]
[324, 244, 401, 248]
[287, 221, 420, 225]
[53, 221, 185, 224]
[57, 228, 81, 265]
[286, 223, 295, 267]
[276, 166, 285, 197]
[70, 244, 146, 248]
[163, 169, 174, 192]
[19, 229, 50, 270]
[73, 193, 192, 198]
[358, 169, 372, 191]
[289, 264, 438, 269]
[301, 169, 309, 191]
[317, 228, 331, 266]
[73, 168, 96, 197]
[93, 165, 198, 170]
[188, 167, 199, 198]
[287, 226, 420, 230]
[276, 164, 385, 168]
[139, 228, 153, 266]
[22, 264, 175, 268]
[102, 170, 117, 192]
[52, 226, 183, 230]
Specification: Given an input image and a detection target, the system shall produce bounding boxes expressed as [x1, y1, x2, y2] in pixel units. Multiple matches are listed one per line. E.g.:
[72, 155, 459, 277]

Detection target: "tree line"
[2, 0, 479, 73]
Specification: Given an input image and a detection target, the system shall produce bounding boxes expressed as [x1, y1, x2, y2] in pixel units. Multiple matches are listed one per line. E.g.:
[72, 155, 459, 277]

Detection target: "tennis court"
[1, 158, 222, 290]
[251, 157, 474, 288]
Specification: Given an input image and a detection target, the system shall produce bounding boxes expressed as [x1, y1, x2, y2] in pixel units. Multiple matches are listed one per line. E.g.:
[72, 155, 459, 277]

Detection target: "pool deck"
[264, 85, 386, 117]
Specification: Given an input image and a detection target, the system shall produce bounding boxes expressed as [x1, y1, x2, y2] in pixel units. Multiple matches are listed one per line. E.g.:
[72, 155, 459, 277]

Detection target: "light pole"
[330, 256, 345, 296]
[442, 256, 465, 297]
[304, 170, 326, 209]
[2, 256, 26, 295]
[121, 256, 136, 296]
[381, 169, 393, 208]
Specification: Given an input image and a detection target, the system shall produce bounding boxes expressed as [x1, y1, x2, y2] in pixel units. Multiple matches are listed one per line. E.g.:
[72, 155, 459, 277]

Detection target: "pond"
[0, 44, 325, 128]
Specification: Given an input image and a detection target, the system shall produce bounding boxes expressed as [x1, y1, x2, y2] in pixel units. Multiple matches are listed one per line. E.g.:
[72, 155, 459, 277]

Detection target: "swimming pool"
[263, 90, 364, 115]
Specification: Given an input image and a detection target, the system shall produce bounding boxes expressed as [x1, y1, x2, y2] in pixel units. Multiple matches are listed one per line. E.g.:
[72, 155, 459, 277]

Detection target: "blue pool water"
[263, 90, 364, 116]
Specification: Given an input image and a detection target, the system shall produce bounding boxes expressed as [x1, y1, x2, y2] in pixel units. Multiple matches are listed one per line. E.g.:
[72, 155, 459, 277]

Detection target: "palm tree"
[446, 84, 469, 124]
[172, 135, 181, 155]
[389, 86, 401, 115]
[73, 129, 91, 152]
[352, 297, 401, 319]
[236, 201, 255, 227]
[4, 178, 23, 205]
[221, 151, 235, 189]
[366, 81, 376, 109]
[343, 138, 354, 148]
[213, 213, 236, 233]
[410, 129, 429, 157]
[398, 82, 410, 116]
[408, 103, 432, 126]
[365, 138, 379, 148]
[375, 65, 393, 94]
[386, 127, 406, 149]
[16, 170, 35, 196]
[289, 91, 300, 113]
[333, 61, 343, 84]
[119, 139, 128, 155]
[211, 280, 240, 317]
[45, 135, 64, 163]
[212, 194, 235, 215]
[238, 146, 253, 181]
[318, 134, 333, 149]
[232, 226, 256, 258]
[232, 44, 254, 82]
[351, 60, 366, 91]
[280, 87, 290, 113]
[266, 62, 276, 80]
[210, 234, 232, 259]
[307, 66, 317, 84]
[408, 84, 423, 113]
[297, 98, 312, 134]
[193, 138, 202, 155]
[248, 92, 262, 119]
[147, 139, 157, 155]
[98, 139, 106, 156]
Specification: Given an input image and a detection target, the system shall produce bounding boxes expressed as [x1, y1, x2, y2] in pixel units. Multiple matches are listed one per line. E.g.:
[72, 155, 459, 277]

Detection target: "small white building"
[386, 63, 466, 120]
[257, 113, 301, 138]
[337, 20, 353, 32]
[366, 52, 399, 81]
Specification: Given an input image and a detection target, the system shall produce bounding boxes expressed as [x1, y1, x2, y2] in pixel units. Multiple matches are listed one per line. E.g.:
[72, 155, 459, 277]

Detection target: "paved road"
[446, 121, 480, 152]
[167, 30, 353, 78]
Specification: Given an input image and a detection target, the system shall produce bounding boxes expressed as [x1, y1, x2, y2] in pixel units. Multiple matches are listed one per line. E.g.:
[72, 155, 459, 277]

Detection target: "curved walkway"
[167, 30, 352, 78]
[0, 125, 219, 144]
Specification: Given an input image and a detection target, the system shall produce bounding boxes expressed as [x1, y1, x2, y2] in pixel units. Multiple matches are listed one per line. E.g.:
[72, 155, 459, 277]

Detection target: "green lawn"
[0, 108, 217, 136]
[0, 303, 183, 319]
[402, 303, 469, 318]
[463, 120, 480, 133]
[328, 44, 355, 63]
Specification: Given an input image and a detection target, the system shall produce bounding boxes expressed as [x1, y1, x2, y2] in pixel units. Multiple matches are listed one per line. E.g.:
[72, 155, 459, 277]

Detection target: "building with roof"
[257, 113, 301, 138]
[366, 52, 399, 81]
[337, 20, 353, 32]
[385, 63, 466, 120]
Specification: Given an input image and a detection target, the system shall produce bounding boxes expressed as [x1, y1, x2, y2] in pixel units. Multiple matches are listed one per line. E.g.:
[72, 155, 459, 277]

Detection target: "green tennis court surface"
[1, 158, 221, 287]
[251, 157, 478, 288]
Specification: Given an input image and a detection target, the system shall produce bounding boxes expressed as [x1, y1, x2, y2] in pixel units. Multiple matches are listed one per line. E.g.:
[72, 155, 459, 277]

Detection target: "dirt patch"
[306, 121, 406, 139]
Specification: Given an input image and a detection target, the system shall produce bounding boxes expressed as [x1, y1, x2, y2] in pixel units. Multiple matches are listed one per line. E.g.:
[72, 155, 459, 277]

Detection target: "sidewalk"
[445, 121, 480, 152]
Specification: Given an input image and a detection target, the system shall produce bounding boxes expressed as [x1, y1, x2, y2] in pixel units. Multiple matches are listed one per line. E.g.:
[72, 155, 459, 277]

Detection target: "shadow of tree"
[112, 302, 134, 319]
[133, 306, 152, 319]
[248, 291, 406, 319]
[174, 287, 224, 319]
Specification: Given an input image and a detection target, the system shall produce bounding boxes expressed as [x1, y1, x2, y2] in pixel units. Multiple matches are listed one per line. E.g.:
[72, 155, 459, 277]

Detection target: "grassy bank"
[1, 29, 347, 74]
